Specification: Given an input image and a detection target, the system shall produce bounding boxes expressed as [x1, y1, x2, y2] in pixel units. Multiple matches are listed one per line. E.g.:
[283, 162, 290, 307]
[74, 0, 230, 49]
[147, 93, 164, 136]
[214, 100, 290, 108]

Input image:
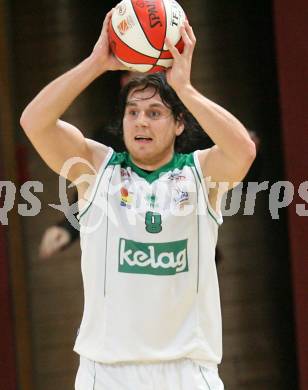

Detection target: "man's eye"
[148, 111, 161, 118]
[128, 110, 138, 116]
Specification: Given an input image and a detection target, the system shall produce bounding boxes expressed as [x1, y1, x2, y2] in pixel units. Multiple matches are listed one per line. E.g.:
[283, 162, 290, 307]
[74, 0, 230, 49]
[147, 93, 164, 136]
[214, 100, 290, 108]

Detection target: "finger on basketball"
[102, 9, 113, 33]
[181, 25, 191, 46]
[181, 25, 193, 55]
[185, 21, 196, 45]
[165, 37, 180, 59]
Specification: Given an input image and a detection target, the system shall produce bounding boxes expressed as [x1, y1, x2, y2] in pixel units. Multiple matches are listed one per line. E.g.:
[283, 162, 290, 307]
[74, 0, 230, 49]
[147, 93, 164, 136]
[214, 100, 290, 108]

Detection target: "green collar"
[127, 153, 177, 183]
[108, 151, 194, 184]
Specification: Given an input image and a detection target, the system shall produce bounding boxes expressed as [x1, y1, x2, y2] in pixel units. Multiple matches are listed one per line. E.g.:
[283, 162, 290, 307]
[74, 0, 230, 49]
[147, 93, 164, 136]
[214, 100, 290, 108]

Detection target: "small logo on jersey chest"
[145, 193, 159, 208]
[168, 172, 186, 181]
[118, 238, 188, 275]
[172, 185, 190, 210]
[173, 190, 189, 205]
[120, 168, 131, 178]
[120, 187, 133, 208]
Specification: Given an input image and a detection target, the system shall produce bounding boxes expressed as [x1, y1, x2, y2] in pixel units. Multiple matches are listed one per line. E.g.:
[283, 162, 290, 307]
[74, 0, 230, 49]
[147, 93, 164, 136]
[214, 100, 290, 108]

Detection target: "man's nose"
[136, 111, 148, 126]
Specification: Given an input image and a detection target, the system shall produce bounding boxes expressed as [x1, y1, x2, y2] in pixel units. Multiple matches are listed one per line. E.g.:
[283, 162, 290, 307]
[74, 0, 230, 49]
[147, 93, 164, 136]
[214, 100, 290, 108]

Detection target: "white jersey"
[73, 148, 223, 370]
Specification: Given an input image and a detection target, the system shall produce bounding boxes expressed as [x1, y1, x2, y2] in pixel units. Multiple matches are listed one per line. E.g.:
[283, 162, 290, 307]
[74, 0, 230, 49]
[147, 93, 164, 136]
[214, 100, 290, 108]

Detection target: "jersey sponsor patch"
[120, 187, 133, 208]
[118, 238, 188, 275]
[173, 188, 189, 207]
[168, 171, 186, 181]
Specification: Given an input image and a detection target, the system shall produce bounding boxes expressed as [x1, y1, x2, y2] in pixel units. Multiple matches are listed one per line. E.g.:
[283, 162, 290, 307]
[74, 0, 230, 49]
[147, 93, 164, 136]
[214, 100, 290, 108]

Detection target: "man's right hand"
[39, 226, 71, 259]
[91, 9, 127, 73]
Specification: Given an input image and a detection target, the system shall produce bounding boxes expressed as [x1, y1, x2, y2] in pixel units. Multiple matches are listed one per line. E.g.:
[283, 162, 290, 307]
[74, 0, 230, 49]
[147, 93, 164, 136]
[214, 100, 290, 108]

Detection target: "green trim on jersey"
[193, 164, 221, 226]
[107, 151, 194, 183]
[78, 170, 106, 221]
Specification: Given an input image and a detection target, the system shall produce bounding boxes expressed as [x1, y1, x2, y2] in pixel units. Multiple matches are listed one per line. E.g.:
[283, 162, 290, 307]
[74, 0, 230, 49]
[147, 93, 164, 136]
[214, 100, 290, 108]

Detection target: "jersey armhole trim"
[193, 151, 223, 226]
[77, 147, 114, 221]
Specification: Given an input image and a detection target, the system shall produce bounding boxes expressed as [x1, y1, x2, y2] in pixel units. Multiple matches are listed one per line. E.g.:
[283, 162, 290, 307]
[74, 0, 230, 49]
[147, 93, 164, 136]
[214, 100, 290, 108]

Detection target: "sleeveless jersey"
[73, 148, 223, 369]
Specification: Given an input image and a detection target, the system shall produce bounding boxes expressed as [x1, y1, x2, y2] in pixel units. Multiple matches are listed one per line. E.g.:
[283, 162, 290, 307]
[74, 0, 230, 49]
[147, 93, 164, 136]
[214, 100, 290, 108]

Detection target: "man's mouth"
[134, 136, 153, 144]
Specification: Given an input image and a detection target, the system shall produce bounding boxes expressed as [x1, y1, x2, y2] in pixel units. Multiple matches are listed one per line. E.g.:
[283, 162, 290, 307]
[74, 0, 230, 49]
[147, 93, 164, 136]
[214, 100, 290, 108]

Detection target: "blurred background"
[0, 0, 307, 389]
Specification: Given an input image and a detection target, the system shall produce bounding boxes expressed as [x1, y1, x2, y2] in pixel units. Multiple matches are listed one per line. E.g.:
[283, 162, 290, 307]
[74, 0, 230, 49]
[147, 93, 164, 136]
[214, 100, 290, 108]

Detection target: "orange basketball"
[108, 0, 186, 73]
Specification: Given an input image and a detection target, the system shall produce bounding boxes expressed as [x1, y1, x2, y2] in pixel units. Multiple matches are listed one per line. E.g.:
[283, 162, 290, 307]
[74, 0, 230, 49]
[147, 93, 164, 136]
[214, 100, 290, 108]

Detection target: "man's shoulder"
[107, 151, 129, 167]
[173, 152, 195, 169]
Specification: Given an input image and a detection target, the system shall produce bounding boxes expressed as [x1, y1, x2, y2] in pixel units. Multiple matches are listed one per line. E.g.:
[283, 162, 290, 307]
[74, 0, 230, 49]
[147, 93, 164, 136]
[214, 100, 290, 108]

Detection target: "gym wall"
[2, 0, 299, 389]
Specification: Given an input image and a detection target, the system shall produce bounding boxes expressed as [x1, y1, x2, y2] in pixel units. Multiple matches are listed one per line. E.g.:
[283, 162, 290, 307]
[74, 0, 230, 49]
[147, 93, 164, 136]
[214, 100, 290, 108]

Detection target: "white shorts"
[75, 356, 224, 390]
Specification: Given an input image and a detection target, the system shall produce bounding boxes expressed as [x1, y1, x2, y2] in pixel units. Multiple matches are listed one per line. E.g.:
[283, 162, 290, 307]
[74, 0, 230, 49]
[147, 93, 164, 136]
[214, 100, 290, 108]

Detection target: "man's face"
[123, 87, 184, 167]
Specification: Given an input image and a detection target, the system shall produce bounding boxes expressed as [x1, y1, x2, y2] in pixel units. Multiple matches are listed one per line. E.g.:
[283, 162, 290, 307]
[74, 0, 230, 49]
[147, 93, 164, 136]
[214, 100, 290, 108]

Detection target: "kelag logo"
[118, 238, 188, 276]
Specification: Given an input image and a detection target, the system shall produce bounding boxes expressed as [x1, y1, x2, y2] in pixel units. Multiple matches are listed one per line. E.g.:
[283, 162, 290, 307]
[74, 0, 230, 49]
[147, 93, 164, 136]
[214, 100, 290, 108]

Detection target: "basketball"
[108, 0, 186, 73]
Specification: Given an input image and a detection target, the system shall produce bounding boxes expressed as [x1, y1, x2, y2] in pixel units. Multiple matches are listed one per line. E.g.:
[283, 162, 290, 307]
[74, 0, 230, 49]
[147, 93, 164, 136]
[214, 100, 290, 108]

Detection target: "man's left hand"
[165, 20, 196, 93]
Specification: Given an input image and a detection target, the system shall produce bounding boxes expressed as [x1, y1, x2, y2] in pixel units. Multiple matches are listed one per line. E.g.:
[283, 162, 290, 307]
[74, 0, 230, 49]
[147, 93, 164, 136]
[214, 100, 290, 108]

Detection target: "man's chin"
[126, 142, 174, 168]
[127, 144, 153, 158]
[130, 150, 155, 165]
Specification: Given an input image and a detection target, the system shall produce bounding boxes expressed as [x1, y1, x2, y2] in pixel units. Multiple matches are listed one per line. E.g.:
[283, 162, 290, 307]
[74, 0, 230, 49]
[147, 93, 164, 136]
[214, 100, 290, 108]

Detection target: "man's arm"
[20, 57, 106, 182]
[176, 86, 256, 185]
[20, 10, 125, 184]
[166, 22, 256, 210]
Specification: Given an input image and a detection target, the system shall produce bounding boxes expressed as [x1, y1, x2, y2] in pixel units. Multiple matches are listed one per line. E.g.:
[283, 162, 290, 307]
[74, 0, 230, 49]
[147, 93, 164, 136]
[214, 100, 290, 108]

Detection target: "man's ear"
[175, 115, 185, 136]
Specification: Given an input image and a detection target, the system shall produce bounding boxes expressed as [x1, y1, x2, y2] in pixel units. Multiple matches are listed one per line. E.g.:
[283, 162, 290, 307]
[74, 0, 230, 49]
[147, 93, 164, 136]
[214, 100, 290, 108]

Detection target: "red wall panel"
[0, 223, 17, 389]
[273, 1, 308, 388]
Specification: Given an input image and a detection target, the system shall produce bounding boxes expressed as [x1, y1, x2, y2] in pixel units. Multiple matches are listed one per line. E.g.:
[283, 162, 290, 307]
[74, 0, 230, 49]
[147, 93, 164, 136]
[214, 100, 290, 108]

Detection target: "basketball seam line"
[110, 22, 158, 63]
[112, 1, 178, 70]
[152, 0, 168, 69]
[130, 0, 167, 70]
[130, 0, 166, 53]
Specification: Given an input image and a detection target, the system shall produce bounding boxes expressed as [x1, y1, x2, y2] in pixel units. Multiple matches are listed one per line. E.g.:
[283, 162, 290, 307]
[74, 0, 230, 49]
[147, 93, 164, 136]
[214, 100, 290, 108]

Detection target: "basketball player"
[20, 10, 256, 390]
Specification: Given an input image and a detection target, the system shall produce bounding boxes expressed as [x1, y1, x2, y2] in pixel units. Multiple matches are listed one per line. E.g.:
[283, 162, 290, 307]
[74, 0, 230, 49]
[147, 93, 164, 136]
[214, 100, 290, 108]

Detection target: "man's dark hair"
[109, 72, 212, 153]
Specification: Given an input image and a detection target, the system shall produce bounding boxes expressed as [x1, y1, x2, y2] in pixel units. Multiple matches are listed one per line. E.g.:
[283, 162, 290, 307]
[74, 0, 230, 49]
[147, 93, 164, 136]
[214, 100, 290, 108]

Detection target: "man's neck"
[129, 151, 175, 171]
